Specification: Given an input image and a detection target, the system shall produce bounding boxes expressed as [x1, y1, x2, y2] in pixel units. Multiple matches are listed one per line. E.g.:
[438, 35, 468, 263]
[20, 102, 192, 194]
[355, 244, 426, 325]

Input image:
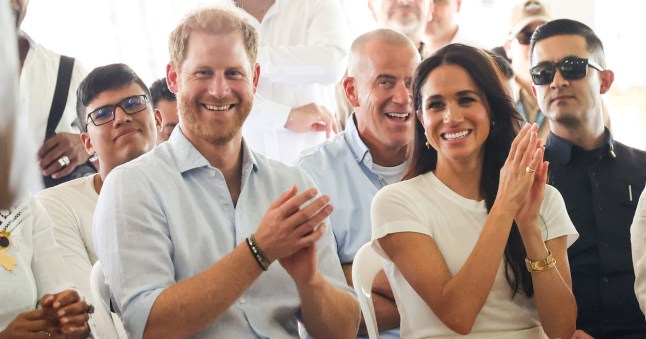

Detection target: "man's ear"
[80, 132, 94, 157]
[166, 63, 179, 93]
[343, 77, 360, 107]
[154, 109, 163, 133]
[252, 63, 261, 93]
[599, 69, 614, 94]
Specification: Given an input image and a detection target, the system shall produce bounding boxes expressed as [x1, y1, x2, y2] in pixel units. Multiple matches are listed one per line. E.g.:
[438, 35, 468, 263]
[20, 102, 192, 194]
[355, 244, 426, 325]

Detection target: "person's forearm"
[143, 244, 262, 339]
[298, 272, 359, 339]
[523, 235, 576, 339]
[356, 293, 399, 335]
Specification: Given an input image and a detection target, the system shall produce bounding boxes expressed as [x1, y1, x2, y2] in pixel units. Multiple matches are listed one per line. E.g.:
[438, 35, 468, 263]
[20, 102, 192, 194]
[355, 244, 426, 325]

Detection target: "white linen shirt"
[19, 34, 87, 147]
[93, 129, 354, 338]
[240, 0, 351, 164]
[36, 175, 122, 338]
[0, 197, 68, 329]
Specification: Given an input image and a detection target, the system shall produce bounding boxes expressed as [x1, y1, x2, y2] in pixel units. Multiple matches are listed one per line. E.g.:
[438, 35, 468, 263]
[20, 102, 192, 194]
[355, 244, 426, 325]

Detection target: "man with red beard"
[297, 29, 420, 339]
[92, 6, 359, 339]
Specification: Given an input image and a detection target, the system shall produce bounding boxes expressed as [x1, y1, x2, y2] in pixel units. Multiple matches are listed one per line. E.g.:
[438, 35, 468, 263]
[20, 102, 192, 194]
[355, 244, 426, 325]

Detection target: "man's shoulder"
[110, 146, 176, 181]
[614, 140, 646, 163]
[37, 175, 94, 200]
[296, 131, 351, 167]
[255, 151, 310, 181]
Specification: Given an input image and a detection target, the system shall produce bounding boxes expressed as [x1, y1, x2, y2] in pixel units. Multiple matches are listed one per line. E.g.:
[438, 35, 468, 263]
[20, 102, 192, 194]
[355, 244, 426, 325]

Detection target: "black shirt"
[545, 131, 646, 338]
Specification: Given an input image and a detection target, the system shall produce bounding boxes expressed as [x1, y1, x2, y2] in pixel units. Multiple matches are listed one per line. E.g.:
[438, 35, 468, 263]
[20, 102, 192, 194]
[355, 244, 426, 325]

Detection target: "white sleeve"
[29, 197, 70, 299]
[0, 2, 41, 206]
[631, 189, 646, 318]
[540, 185, 579, 247]
[36, 188, 121, 339]
[257, 0, 350, 85]
[370, 183, 430, 258]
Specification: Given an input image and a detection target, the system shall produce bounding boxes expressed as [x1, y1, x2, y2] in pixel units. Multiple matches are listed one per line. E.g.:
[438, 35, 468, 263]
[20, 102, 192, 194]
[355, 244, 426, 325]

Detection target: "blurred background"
[22, 0, 646, 150]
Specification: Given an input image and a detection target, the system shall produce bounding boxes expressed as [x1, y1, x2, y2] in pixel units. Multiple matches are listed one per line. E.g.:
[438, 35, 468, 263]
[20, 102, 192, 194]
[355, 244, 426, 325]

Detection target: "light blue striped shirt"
[94, 129, 353, 339]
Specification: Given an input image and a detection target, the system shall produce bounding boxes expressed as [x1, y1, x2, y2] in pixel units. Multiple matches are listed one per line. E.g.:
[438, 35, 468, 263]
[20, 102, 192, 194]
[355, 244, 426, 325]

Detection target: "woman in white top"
[0, 197, 91, 338]
[371, 44, 578, 338]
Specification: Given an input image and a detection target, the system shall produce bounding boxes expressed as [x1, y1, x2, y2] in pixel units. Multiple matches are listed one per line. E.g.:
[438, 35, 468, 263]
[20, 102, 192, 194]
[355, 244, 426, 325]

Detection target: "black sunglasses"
[530, 56, 604, 86]
[86, 94, 149, 127]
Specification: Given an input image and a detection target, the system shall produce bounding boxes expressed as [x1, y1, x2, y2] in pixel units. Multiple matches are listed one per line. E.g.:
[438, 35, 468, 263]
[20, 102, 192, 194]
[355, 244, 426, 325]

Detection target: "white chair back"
[351, 243, 383, 339]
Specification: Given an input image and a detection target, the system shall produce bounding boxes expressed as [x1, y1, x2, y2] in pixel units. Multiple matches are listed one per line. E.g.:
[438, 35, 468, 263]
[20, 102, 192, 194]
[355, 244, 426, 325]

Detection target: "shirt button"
[239, 297, 246, 304]
[602, 277, 609, 283]
[210, 170, 216, 177]
[602, 242, 609, 248]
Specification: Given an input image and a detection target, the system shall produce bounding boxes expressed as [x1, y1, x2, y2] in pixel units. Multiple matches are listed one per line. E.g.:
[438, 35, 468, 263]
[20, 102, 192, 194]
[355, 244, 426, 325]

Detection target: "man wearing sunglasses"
[36, 63, 160, 339]
[504, 0, 551, 141]
[531, 19, 646, 338]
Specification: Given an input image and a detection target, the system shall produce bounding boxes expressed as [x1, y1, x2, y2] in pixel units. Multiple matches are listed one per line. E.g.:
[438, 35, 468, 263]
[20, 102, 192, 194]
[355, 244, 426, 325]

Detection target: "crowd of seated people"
[3, 1, 646, 339]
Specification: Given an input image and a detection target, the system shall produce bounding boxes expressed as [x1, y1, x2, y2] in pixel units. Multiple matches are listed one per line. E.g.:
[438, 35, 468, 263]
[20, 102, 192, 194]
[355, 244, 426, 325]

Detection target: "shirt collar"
[168, 127, 259, 174]
[343, 113, 372, 165]
[546, 128, 616, 165]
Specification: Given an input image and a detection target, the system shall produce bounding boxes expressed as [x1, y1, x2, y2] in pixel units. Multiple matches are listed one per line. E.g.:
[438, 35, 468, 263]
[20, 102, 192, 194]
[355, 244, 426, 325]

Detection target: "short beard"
[177, 92, 248, 146]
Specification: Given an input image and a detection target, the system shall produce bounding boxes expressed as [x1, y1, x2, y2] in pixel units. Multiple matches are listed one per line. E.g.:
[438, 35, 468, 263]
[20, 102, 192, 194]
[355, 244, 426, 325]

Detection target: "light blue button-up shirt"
[296, 114, 401, 339]
[93, 129, 353, 339]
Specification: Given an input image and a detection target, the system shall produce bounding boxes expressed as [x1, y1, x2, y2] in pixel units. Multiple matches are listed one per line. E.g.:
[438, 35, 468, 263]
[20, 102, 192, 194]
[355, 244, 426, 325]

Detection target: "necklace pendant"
[0, 236, 8, 248]
[0, 248, 16, 271]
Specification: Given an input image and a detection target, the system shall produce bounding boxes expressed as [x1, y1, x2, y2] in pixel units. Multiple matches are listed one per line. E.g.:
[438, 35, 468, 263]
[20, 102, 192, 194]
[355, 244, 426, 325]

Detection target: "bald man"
[297, 29, 420, 338]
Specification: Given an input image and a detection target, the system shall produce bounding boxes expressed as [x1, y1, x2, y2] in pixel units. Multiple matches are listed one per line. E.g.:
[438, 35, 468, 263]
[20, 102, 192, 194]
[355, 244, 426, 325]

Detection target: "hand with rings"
[57, 155, 71, 168]
[40, 290, 92, 338]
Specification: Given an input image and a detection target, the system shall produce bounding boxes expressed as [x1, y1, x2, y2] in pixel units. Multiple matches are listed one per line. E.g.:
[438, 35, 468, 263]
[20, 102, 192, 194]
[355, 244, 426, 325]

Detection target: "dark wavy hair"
[408, 44, 531, 297]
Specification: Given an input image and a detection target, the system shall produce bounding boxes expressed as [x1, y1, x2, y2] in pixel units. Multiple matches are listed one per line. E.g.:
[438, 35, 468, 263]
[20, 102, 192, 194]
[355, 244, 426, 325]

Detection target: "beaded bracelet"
[525, 250, 557, 272]
[246, 234, 270, 271]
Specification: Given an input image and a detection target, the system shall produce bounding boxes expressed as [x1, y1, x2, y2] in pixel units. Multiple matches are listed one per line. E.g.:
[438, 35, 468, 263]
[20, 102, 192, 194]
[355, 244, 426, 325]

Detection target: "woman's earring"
[425, 142, 431, 149]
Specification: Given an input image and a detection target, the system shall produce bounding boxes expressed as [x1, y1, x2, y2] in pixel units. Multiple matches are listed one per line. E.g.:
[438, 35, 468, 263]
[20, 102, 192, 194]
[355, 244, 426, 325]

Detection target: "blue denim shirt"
[94, 129, 353, 339]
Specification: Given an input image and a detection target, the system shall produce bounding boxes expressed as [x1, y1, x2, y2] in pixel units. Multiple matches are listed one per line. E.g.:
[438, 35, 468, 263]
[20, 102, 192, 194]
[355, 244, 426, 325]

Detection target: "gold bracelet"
[525, 250, 556, 272]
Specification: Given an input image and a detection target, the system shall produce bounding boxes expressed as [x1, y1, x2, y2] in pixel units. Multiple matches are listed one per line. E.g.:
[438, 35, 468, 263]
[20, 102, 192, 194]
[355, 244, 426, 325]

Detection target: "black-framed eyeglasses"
[515, 30, 533, 45]
[86, 94, 149, 127]
[530, 57, 604, 86]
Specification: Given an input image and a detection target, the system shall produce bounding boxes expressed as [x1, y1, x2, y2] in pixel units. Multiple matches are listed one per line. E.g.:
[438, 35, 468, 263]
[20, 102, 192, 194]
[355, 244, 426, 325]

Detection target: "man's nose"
[209, 74, 231, 99]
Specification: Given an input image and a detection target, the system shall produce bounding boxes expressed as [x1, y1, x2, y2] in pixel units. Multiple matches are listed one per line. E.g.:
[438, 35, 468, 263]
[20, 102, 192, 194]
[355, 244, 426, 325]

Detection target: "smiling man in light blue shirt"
[297, 29, 420, 338]
[93, 6, 359, 339]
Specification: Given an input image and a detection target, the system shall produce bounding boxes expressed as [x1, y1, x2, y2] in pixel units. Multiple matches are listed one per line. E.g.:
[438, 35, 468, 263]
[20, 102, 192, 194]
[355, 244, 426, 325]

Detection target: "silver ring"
[38, 331, 51, 337]
[58, 155, 71, 167]
[525, 166, 536, 173]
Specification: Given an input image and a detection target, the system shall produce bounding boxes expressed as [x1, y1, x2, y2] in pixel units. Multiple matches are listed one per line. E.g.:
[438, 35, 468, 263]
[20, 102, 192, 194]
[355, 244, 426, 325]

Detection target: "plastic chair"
[352, 242, 383, 339]
[90, 260, 127, 339]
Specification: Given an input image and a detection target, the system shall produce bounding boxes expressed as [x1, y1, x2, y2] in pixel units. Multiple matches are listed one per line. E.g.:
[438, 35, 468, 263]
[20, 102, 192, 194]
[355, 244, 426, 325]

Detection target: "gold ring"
[525, 166, 536, 173]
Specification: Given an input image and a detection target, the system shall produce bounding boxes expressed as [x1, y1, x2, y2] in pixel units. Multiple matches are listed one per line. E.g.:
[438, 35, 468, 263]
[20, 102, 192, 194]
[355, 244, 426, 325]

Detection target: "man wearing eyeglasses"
[504, 0, 551, 141]
[531, 19, 646, 339]
[36, 63, 159, 339]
